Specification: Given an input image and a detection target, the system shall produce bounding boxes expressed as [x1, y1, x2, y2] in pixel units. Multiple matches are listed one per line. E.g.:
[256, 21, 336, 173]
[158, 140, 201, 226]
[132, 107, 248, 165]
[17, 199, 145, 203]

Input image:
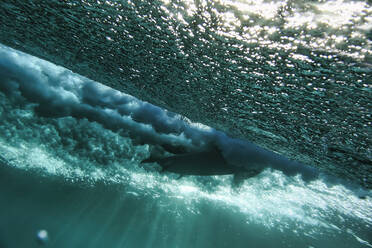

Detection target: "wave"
[0, 43, 326, 183]
[1, 43, 372, 247]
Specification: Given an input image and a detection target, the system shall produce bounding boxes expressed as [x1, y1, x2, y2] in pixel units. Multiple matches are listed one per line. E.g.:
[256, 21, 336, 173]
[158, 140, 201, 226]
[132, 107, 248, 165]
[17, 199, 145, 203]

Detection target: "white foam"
[0, 89, 371, 245]
[0, 43, 215, 149]
[0, 43, 329, 184]
[1, 138, 371, 237]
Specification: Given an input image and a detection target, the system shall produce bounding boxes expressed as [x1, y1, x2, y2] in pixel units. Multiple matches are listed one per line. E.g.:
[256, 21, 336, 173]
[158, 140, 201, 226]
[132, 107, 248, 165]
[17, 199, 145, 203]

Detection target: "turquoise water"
[0, 44, 371, 248]
[0, 0, 371, 186]
[0, 0, 372, 247]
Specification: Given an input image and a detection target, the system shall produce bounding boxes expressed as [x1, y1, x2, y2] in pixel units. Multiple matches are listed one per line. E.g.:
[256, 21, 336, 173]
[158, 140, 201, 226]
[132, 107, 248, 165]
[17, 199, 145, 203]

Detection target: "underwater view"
[0, 0, 371, 247]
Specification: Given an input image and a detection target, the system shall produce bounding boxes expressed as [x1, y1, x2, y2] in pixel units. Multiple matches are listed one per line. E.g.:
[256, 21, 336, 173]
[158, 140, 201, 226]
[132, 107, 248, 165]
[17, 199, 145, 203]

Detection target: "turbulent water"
[0, 0, 371, 186]
[0, 0, 372, 247]
[0, 42, 371, 248]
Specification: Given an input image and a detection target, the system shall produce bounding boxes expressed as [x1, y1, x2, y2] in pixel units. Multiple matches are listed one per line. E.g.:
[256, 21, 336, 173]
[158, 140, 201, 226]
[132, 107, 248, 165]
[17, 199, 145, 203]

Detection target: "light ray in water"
[0, 43, 371, 247]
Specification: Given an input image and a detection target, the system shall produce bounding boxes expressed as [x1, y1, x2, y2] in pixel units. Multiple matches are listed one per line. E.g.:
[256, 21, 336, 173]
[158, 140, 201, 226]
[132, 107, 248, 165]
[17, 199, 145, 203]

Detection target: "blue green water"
[0, 0, 371, 186]
[0, 0, 371, 247]
[0, 44, 371, 248]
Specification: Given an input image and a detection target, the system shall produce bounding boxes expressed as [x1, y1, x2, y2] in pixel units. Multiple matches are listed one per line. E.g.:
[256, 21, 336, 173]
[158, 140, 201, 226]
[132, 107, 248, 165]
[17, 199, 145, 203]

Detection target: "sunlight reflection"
[158, 0, 371, 59]
[316, 0, 368, 28]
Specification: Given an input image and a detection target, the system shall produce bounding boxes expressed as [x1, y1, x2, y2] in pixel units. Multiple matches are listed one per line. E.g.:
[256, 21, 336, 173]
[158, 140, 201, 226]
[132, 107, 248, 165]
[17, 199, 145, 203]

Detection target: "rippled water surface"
[0, 0, 371, 185]
[0, 0, 371, 247]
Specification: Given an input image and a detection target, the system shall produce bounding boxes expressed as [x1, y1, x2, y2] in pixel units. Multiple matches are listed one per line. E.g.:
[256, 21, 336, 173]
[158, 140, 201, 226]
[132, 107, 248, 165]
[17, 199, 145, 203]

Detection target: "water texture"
[0, 38, 371, 248]
[0, 0, 371, 186]
[0, 1, 372, 247]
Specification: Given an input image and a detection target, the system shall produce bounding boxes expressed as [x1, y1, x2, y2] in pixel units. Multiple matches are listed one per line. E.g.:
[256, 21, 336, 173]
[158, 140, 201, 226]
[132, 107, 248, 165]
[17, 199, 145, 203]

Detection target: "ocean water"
[0, 0, 371, 186]
[0, 0, 371, 247]
[0, 44, 371, 248]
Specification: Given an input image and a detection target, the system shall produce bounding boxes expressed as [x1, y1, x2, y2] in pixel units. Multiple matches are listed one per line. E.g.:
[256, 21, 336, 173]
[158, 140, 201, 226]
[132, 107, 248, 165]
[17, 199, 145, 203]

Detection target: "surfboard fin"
[232, 168, 263, 187]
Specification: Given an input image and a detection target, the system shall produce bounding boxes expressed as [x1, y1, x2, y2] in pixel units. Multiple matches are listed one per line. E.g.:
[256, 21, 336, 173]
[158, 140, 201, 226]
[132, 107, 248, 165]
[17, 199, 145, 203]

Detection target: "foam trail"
[0, 43, 214, 150]
[0, 43, 366, 192]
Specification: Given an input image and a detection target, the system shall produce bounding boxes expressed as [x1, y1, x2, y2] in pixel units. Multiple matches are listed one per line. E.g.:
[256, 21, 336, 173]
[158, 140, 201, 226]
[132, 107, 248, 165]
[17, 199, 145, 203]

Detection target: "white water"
[0, 44, 371, 248]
